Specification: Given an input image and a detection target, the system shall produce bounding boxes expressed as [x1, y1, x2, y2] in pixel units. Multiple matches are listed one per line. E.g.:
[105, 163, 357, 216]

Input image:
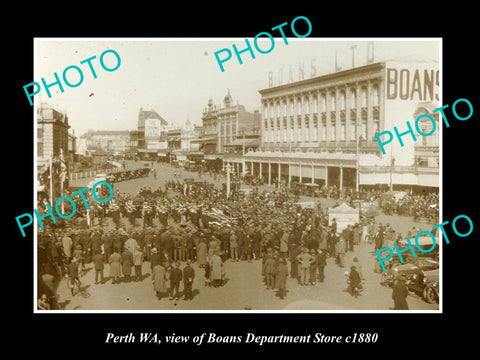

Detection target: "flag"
[59, 148, 67, 185]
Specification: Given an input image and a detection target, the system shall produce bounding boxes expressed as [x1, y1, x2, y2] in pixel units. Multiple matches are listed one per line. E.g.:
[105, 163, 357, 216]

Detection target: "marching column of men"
[37, 176, 421, 309]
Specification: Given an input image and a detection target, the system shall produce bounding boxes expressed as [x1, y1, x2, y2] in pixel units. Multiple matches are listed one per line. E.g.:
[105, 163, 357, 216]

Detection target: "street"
[60, 161, 440, 311]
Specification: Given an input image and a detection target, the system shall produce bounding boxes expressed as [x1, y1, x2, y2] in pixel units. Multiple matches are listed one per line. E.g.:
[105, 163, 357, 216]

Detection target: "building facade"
[37, 105, 70, 168]
[79, 130, 131, 153]
[200, 91, 261, 155]
[231, 60, 439, 191]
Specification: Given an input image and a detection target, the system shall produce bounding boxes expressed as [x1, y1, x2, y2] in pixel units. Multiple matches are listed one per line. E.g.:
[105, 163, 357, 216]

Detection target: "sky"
[34, 38, 440, 137]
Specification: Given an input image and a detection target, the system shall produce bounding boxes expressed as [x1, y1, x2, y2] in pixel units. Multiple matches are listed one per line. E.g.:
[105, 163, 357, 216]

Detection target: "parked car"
[381, 257, 439, 287]
[422, 269, 439, 304]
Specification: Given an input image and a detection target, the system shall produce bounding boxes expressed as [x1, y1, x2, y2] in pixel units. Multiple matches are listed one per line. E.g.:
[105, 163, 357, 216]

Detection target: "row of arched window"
[262, 84, 380, 119]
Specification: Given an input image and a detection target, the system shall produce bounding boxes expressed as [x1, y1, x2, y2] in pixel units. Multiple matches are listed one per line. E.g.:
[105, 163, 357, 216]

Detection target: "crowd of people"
[36, 163, 438, 310]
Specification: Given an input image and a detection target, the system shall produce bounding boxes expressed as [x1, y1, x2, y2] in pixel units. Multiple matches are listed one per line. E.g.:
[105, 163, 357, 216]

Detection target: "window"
[330, 92, 336, 111]
[339, 90, 346, 111]
[351, 120, 357, 141]
[321, 120, 326, 141]
[320, 94, 326, 112]
[361, 86, 368, 108]
[372, 85, 380, 106]
[312, 96, 318, 113]
[350, 88, 357, 109]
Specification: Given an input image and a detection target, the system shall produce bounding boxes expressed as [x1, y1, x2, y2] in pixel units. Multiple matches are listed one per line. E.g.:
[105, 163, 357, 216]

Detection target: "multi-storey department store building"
[234, 59, 440, 191]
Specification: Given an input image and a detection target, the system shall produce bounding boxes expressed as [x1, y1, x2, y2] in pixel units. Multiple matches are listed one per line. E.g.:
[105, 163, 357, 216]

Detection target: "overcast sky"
[34, 38, 440, 137]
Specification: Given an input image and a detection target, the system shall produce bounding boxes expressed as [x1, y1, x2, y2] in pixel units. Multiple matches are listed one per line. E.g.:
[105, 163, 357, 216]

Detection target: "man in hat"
[92, 250, 105, 284]
[262, 252, 276, 290]
[296, 247, 314, 286]
[67, 257, 81, 295]
[335, 236, 346, 268]
[121, 247, 134, 283]
[169, 261, 183, 300]
[133, 246, 144, 282]
[309, 248, 318, 285]
[162, 229, 174, 262]
[392, 273, 409, 309]
[102, 230, 113, 264]
[348, 265, 362, 298]
[112, 229, 123, 254]
[183, 260, 195, 300]
[124, 234, 139, 256]
[150, 247, 162, 272]
[275, 258, 289, 300]
[316, 249, 327, 283]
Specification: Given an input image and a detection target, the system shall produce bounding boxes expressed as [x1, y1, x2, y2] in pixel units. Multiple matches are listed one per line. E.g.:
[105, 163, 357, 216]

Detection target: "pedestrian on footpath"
[134, 246, 144, 282]
[152, 261, 167, 300]
[335, 237, 346, 268]
[275, 258, 289, 300]
[316, 249, 327, 283]
[121, 248, 134, 283]
[92, 250, 104, 284]
[392, 274, 409, 310]
[183, 260, 195, 300]
[296, 247, 314, 286]
[169, 261, 183, 300]
[109, 249, 122, 284]
[309, 249, 318, 285]
[262, 252, 276, 290]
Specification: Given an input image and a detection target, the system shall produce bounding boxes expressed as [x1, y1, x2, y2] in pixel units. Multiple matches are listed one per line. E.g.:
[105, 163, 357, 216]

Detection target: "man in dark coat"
[121, 249, 134, 283]
[316, 249, 327, 282]
[275, 258, 289, 300]
[92, 250, 105, 284]
[91, 229, 102, 256]
[150, 248, 162, 272]
[112, 230, 123, 254]
[392, 275, 409, 309]
[80, 230, 92, 263]
[169, 261, 183, 300]
[183, 260, 195, 300]
[289, 244, 301, 280]
[162, 230, 175, 261]
[348, 265, 362, 297]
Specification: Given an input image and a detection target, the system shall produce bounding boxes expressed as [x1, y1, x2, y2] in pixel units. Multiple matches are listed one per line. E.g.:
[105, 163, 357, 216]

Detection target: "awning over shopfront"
[190, 136, 217, 145]
[224, 138, 260, 147]
[137, 148, 159, 153]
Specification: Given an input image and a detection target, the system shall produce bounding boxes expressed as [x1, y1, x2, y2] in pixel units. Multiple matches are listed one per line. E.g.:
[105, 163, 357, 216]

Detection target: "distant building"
[195, 90, 260, 170]
[234, 59, 440, 191]
[79, 130, 131, 153]
[36, 104, 71, 201]
[134, 107, 169, 160]
[37, 104, 70, 168]
[67, 130, 77, 162]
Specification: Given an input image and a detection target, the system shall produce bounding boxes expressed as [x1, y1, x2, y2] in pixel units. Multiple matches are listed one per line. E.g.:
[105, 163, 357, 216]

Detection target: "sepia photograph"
[32, 38, 442, 312]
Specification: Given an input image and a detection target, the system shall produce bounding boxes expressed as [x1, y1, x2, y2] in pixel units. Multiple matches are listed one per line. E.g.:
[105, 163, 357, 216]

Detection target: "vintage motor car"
[422, 269, 439, 304]
[404, 268, 439, 303]
[381, 257, 439, 287]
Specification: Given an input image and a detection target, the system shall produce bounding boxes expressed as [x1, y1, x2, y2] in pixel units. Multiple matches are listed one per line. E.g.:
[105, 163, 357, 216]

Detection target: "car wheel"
[424, 286, 438, 304]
